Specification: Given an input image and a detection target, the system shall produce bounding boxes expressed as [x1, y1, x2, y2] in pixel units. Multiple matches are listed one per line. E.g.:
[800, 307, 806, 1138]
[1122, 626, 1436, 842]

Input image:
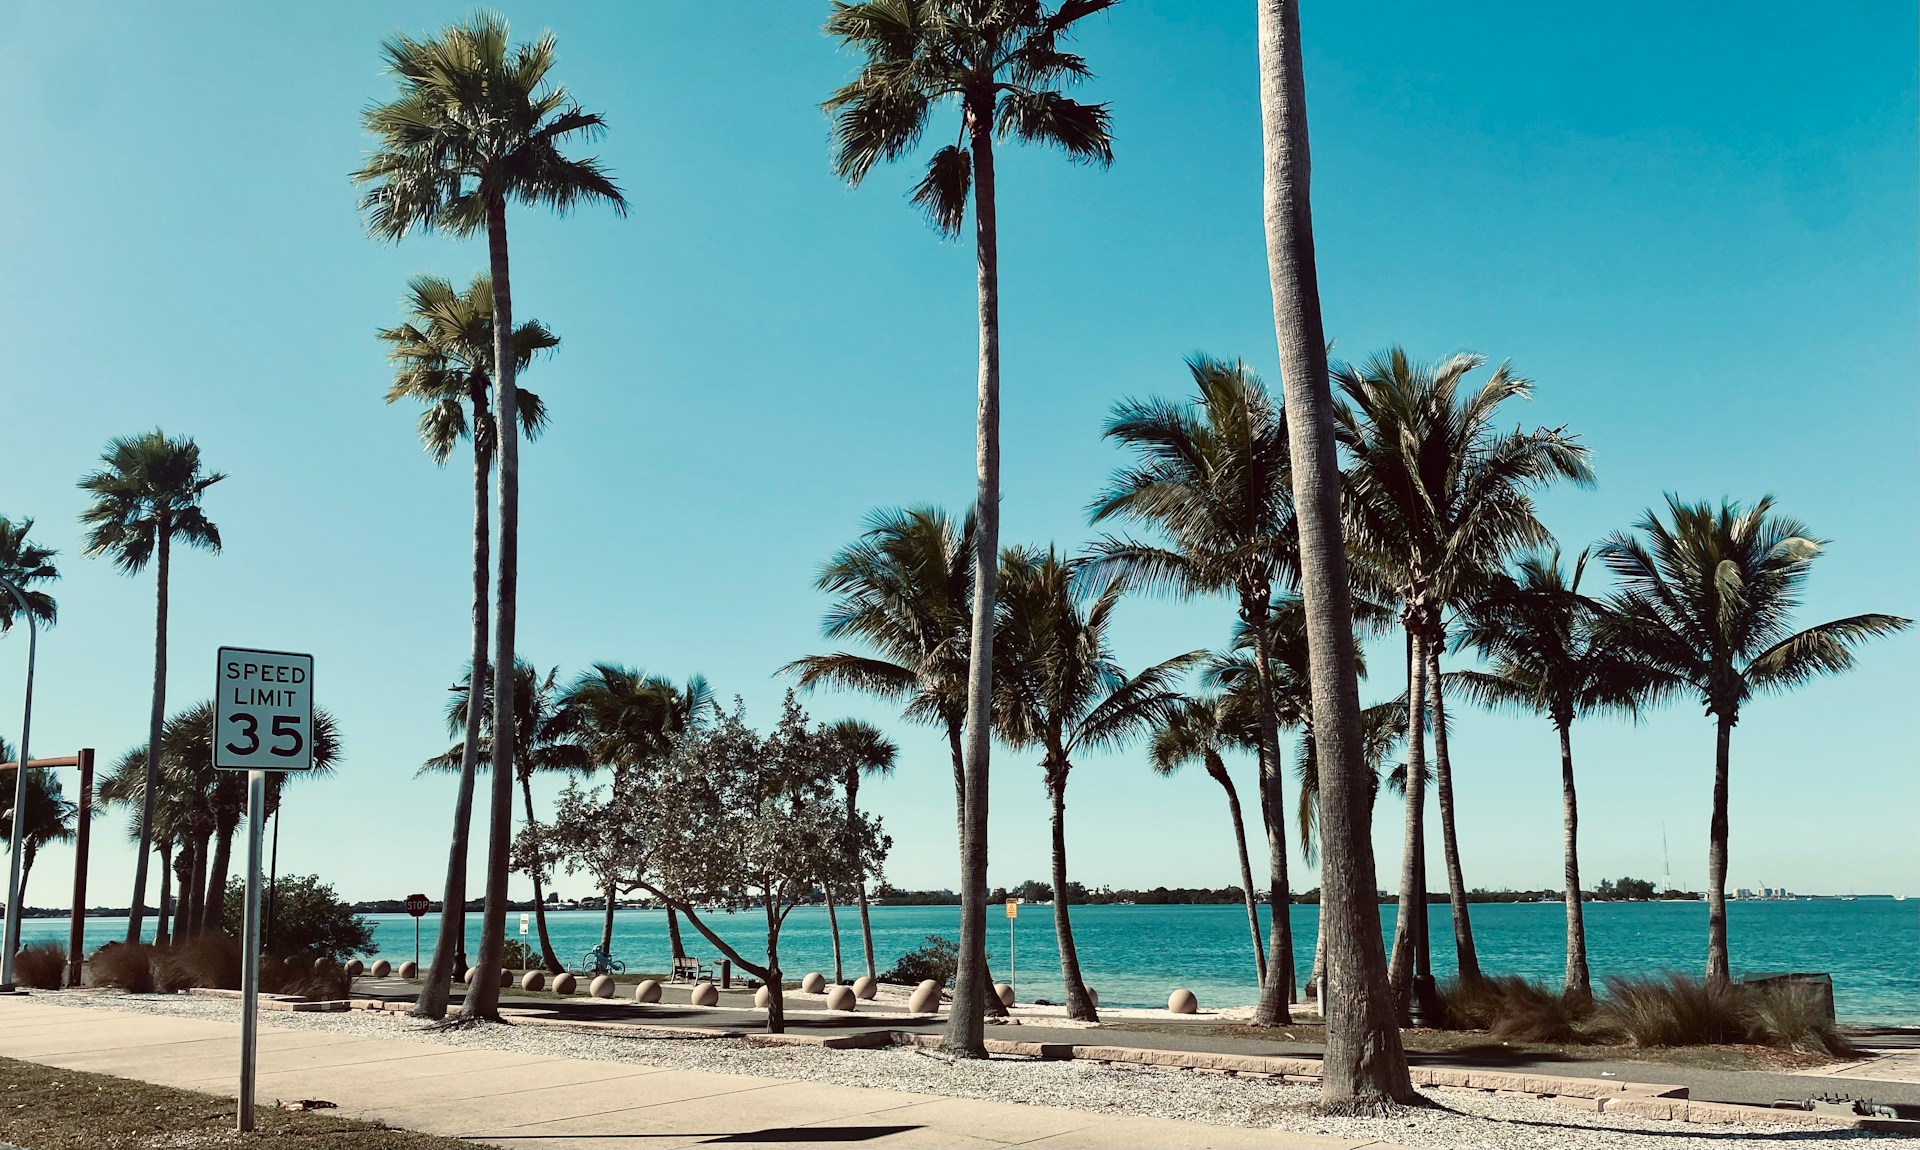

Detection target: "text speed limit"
[216, 647, 314, 771]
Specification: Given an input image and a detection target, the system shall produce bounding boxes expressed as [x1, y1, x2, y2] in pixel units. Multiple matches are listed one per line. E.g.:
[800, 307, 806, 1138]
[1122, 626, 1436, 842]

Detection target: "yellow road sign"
[1005, 899, 1019, 919]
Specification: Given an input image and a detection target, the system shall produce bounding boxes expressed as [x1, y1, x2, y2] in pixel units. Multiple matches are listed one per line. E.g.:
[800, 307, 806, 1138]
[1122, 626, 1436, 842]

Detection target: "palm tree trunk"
[1425, 639, 1479, 983]
[946, 725, 1006, 1018]
[413, 403, 491, 1021]
[848, 776, 878, 983]
[466, 197, 519, 1022]
[1388, 625, 1429, 1009]
[666, 905, 686, 962]
[1259, 0, 1416, 1107]
[1557, 721, 1590, 999]
[945, 102, 1000, 1061]
[19, 844, 34, 911]
[128, 528, 170, 943]
[185, 828, 208, 937]
[1206, 757, 1267, 987]
[203, 818, 235, 934]
[516, 772, 563, 973]
[1048, 769, 1098, 1022]
[1705, 713, 1733, 988]
[826, 888, 844, 984]
[153, 842, 173, 947]
[1308, 910, 1327, 1004]
[173, 837, 196, 943]
[1246, 594, 1296, 1025]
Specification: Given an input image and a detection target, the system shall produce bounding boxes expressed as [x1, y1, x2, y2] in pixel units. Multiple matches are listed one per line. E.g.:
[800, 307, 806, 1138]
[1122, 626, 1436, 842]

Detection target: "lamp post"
[0, 575, 41, 992]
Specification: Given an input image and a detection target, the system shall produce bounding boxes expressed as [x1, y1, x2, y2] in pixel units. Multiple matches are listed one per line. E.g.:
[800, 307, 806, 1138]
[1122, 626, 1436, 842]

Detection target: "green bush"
[882, 934, 958, 986]
[15, 943, 66, 990]
[222, 874, 374, 963]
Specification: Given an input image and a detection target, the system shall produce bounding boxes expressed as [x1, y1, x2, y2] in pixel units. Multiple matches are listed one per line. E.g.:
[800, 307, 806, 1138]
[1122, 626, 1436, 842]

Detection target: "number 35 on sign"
[216, 647, 314, 772]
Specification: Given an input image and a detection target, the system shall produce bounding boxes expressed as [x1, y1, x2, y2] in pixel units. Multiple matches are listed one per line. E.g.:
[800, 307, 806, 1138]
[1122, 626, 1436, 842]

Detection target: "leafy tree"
[222, 874, 372, 963]
[826, 0, 1114, 1058]
[356, 10, 627, 1021]
[1088, 355, 1302, 1023]
[1598, 496, 1909, 985]
[76, 431, 223, 944]
[1255, 0, 1415, 1107]
[820, 719, 897, 984]
[994, 546, 1196, 1021]
[1454, 548, 1656, 997]
[380, 271, 555, 1011]
[1336, 347, 1591, 998]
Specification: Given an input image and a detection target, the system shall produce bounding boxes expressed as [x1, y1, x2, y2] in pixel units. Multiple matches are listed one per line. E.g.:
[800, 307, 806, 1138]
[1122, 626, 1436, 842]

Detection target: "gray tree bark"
[1425, 639, 1479, 983]
[1047, 766, 1098, 1022]
[1705, 714, 1732, 987]
[127, 526, 170, 944]
[1247, 595, 1296, 1025]
[1206, 756, 1268, 986]
[1557, 722, 1590, 998]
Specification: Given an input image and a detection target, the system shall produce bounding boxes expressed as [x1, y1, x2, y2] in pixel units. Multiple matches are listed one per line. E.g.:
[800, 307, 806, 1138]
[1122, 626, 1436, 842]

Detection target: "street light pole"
[0, 577, 40, 992]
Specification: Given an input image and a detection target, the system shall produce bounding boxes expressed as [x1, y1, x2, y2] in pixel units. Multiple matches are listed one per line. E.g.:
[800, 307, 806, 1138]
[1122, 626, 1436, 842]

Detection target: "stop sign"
[404, 893, 431, 918]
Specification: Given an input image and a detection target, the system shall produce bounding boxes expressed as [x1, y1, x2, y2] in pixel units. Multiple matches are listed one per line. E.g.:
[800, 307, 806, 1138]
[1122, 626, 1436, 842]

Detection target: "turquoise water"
[28, 898, 1913, 1023]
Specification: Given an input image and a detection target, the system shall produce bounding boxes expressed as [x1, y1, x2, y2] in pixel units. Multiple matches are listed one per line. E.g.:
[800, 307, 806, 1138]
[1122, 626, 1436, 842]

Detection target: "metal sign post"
[216, 647, 313, 1134]
[1004, 899, 1019, 1002]
[405, 893, 430, 969]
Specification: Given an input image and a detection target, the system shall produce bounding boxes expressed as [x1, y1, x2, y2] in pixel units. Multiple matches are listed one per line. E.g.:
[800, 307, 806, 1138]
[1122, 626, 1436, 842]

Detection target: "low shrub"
[159, 933, 242, 992]
[882, 934, 958, 986]
[15, 943, 66, 990]
[89, 942, 157, 992]
[261, 957, 348, 1002]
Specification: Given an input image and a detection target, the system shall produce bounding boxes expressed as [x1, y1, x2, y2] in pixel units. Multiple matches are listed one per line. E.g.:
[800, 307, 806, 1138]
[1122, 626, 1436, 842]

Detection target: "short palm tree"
[1336, 347, 1591, 996]
[826, 0, 1114, 1057]
[357, 11, 626, 1020]
[820, 719, 897, 985]
[995, 546, 1199, 1023]
[0, 738, 75, 912]
[76, 430, 223, 944]
[1088, 355, 1302, 1024]
[1452, 548, 1654, 998]
[381, 271, 556, 1016]
[0, 516, 59, 630]
[1598, 497, 1909, 986]
[426, 661, 587, 973]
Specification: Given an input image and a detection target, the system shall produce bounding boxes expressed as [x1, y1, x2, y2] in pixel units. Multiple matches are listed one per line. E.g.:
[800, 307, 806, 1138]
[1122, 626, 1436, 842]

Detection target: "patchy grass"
[0, 1056, 470, 1149]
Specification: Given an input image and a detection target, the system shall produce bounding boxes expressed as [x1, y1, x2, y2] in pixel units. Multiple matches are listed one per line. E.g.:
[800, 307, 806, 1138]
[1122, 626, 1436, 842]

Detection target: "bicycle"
[581, 945, 626, 975]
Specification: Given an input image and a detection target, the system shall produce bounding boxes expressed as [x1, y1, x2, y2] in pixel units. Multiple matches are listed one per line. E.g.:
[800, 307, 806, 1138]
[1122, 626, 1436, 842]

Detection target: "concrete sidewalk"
[0, 998, 1406, 1149]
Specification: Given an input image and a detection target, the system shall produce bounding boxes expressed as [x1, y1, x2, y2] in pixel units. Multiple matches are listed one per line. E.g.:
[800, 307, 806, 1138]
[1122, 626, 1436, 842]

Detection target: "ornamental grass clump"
[1592, 973, 1853, 1056]
[159, 933, 242, 991]
[1439, 976, 1593, 1043]
[15, 943, 66, 990]
[1740, 985, 1856, 1058]
[88, 942, 157, 992]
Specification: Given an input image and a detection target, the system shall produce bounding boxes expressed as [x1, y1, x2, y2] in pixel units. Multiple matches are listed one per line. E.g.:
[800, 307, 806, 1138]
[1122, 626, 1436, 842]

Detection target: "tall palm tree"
[1088, 355, 1302, 1024]
[1255, 0, 1414, 1107]
[384, 272, 556, 1014]
[994, 547, 1196, 1023]
[0, 517, 58, 938]
[1148, 694, 1267, 987]
[76, 430, 223, 944]
[1599, 497, 1908, 986]
[557, 664, 716, 959]
[820, 719, 897, 985]
[426, 661, 586, 973]
[357, 12, 626, 1020]
[0, 739, 75, 913]
[826, 0, 1114, 1056]
[1452, 549, 1653, 997]
[1336, 347, 1592, 996]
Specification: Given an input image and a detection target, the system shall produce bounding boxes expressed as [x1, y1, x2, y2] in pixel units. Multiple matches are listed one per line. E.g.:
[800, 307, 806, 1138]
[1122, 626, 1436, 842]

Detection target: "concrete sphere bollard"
[371, 959, 392, 978]
[552, 972, 576, 996]
[1086, 986, 1099, 1007]
[634, 979, 662, 1004]
[689, 980, 719, 1007]
[464, 966, 482, 986]
[345, 959, 364, 978]
[1168, 988, 1198, 1014]
[852, 975, 878, 1000]
[908, 979, 942, 1014]
[398, 961, 418, 979]
[590, 974, 616, 999]
[825, 985, 857, 1011]
[754, 985, 772, 1009]
[500, 967, 514, 989]
[800, 972, 827, 994]
[313, 957, 334, 974]
[285, 956, 302, 969]
[521, 970, 546, 992]
[994, 982, 1015, 1007]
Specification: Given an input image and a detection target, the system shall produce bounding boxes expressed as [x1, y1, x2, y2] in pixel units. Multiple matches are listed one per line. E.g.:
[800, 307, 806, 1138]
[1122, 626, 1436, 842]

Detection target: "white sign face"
[216, 647, 314, 771]
[519, 913, 530, 937]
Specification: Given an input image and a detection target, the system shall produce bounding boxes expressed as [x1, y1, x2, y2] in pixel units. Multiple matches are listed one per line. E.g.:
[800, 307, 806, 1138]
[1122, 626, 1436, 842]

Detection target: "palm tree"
[0, 516, 58, 940]
[1088, 355, 1302, 1024]
[0, 517, 58, 629]
[0, 739, 75, 913]
[1148, 694, 1267, 987]
[357, 11, 626, 1020]
[1336, 347, 1592, 997]
[76, 430, 223, 944]
[426, 661, 585, 973]
[1451, 549, 1653, 997]
[1599, 497, 1909, 986]
[1255, 0, 1414, 1108]
[557, 664, 717, 960]
[826, 0, 1114, 1057]
[820, 720, 897, 985]
[994, 546, 1197, 1023]
[383, 272, 557, 1013]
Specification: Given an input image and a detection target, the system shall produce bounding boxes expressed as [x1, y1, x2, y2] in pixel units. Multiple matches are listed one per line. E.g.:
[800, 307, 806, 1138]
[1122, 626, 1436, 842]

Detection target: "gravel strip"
[33, 992, 1920, 1150]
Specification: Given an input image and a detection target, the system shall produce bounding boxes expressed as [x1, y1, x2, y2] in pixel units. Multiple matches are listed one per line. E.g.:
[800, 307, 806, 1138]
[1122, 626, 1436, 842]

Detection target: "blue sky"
[0, 2, 1913, 909]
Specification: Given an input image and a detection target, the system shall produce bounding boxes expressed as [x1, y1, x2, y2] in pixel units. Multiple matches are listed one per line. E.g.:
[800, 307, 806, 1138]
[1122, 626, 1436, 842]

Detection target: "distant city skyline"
[0, 1, 1913, 907]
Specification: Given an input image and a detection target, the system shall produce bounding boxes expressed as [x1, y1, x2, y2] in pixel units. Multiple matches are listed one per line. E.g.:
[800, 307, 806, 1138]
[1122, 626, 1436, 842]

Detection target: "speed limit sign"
[215, 647, 314, 771]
